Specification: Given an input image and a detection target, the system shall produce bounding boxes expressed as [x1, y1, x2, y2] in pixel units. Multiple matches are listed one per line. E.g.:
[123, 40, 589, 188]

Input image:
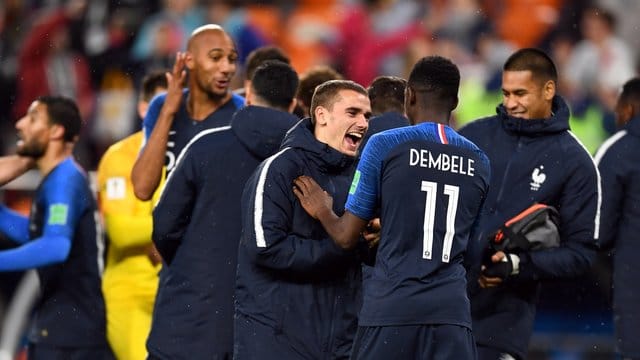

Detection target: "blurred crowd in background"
[1, 0, 638, 168]
[1, 0, 638, 358]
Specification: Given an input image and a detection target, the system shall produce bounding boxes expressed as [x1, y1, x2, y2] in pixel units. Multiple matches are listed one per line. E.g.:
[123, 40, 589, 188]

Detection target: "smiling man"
[131, 24, 245, 201]
[459, 48, 600, 360]
[234, 80, 371, 359]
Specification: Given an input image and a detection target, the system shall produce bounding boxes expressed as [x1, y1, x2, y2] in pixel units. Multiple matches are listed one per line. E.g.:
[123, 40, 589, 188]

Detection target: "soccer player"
[0, 96, 112, 359]
[293, 55, 490, 359]
[361, 75, 410, 151]
[459, 48, 600, 360]
[595, 77, 640, 360]
[234, 45, 290, 97]
[234, 79, 371, 359]
[131, 24, 244, 201]
[148, 61, 299, 359]
[96, 71, 168, 360]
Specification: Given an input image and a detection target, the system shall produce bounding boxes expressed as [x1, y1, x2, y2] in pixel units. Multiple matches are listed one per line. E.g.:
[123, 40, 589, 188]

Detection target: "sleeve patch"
[105, 177, 126, 199]
[349, 170, 361, 195]
[48, 204, 69, 225]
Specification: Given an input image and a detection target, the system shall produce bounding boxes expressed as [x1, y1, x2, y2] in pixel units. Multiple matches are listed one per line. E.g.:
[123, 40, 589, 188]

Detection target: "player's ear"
[49, 123, 65, 141]
[185, 51, 195, 70]
[314, 106, 328, 125]
[288, 98, 298, 114]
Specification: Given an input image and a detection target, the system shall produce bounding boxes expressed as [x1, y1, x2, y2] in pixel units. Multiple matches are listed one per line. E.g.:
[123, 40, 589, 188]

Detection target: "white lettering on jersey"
[409, 148, 475, 177]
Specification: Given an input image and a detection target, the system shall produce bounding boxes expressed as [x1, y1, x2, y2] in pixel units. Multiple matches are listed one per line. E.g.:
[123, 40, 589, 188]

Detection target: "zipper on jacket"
[495, 136, 523, 206]
[325, 290, 340, 359]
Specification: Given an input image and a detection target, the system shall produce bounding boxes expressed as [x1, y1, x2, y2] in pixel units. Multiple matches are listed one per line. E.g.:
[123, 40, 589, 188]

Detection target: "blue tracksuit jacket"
[594, 115, 640, 359]
[235, 118, 362, 360]
[148, 106, 298, 360]
[459, 96, 600, 359]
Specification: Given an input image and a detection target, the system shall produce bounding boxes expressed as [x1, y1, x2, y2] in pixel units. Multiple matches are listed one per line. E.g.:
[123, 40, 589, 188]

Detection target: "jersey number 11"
[421, 181, 459, 263]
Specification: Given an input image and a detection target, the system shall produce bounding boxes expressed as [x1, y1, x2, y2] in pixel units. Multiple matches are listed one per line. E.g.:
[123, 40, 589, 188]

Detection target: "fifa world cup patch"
[48, 203, 69, 225]
[349, 170, 361, 195]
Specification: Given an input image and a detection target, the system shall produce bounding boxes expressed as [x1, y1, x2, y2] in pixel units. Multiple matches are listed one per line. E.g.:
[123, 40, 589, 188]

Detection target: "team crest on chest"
[530, 165, 546, 191]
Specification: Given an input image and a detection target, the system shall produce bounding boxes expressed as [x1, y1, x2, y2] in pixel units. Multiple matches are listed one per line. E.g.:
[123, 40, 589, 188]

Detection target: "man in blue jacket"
[147, 61, 299, 360]
[594, 77, 640, 360]
[459, 48, 600, 360]
[235, 79, 371, 359]
[0, 96, 111, 359]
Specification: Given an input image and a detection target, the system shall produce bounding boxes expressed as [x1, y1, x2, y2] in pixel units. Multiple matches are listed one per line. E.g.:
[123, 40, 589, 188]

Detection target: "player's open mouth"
[344, 131, 363, 150]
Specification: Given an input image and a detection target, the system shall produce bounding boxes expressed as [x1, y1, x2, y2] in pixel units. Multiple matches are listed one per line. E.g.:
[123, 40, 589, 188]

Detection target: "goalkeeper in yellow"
[96, 71, 168, 359]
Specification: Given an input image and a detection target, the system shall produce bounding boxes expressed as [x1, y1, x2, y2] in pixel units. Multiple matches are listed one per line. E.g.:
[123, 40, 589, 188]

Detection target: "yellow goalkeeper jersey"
[96, 131, 162, 360]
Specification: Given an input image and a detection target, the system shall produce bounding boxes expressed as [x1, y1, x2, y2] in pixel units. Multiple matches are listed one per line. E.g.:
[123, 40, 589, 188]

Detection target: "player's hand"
[479, 251, 516, 288]
[363, 218, 381, 248]
[161, 52, 187, 116]
[293, 175, 333, 219]
[147, 244, 163, 266]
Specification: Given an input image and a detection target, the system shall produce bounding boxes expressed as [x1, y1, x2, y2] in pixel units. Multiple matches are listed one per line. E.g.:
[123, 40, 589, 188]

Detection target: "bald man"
[131, 24, 245, 201]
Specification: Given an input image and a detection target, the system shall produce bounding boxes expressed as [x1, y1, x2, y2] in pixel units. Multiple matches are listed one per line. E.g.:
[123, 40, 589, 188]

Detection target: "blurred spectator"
[130, 0, 204, 70]
[330, 0, 424, 86]
[12, 0, 95, 124]
[485, 0, 563, 49]
[279, 0, 343, 74]
[562, 6, 636, 133]
[205, 0, 267, 76]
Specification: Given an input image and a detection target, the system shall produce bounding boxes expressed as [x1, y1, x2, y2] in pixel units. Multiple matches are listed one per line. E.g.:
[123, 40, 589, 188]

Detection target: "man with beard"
[131, 24, 244, 201]
[0, 96, 112, 359]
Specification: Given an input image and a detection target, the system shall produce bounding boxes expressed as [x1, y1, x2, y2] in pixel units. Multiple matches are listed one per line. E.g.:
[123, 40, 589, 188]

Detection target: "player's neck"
[416, 109, 450, 126]
[37, 142, 73, 177]
[187, 90, 231, 121]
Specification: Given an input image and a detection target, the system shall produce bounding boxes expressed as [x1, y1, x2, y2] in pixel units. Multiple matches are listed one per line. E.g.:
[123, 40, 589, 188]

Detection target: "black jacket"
[459, 96, 600, 358]
[148, 106, 297, 360]
[235, 118, 362, 359]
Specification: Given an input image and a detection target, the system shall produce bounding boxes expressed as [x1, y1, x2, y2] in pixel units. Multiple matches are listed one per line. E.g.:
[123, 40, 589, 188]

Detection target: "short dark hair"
[297, 65, 344, 109]
[310, 80, 367, 124]
[245, 46, 290, 81]
[140, 70, 169, 102]
[251, 60, 299, 110]
[37, 96, 82, 142]
[368, 76, 407, 115]
[619, 77, 640, 109]
[408, 56, 460, 107]
[503, 48, 558, 84]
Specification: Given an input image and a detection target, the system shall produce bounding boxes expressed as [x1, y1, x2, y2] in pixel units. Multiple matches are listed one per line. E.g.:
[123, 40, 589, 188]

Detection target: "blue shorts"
[350, 324, 476, 360]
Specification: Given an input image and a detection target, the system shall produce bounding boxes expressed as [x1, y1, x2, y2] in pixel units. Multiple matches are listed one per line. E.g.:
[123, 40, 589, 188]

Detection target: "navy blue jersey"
[143, 89, 244, 173]
[27, 158, 106, 347]
[595, 115, 640, 358]
[347, 122, 490, 328]
[148, 106, 297, 359]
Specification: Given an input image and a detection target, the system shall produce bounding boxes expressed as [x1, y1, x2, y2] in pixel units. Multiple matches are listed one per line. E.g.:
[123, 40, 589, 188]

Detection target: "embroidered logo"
[530, 166, 546, 191]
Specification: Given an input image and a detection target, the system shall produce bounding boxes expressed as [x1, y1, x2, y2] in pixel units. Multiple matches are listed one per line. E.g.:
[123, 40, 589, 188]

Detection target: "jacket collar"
[497, 95, 570, 136]
[281, 118, 355, 172]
